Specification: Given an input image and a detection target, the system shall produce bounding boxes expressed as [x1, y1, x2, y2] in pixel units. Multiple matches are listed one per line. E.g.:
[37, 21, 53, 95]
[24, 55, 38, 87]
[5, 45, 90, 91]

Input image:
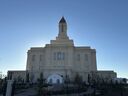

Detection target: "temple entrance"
[47, 74, 63, 84]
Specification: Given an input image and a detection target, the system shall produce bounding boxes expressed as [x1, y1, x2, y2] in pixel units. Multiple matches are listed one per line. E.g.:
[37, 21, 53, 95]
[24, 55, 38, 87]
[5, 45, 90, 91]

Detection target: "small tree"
[26, 72, 29, 83]
[74, 73, 83, 93]
[122, 78, 127, 84]
[37, 72, 46, 96]
[88, 74, 91, 85]
[17, 76, 22, 83]
[64, 74, 70, 94]
[65, 74, 70, 84]
[30, 74, 34, 84]
[74, 73, 82, 85]
[2, 77, 7, 96]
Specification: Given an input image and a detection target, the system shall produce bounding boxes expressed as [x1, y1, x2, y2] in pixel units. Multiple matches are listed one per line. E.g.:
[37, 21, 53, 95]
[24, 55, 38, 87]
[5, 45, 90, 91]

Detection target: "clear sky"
[0, 0, 128, 78]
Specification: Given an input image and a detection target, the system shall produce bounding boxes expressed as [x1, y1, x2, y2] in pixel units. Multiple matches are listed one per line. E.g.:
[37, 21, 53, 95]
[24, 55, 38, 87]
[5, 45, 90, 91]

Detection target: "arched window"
[62, 24, 64, 32]
[49, 79, 52, 84]
[57, 79, 60, 84]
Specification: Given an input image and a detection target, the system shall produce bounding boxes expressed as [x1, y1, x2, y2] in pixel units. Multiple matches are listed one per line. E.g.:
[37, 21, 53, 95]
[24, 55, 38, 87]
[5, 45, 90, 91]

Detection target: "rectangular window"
[57, 52, 61, 60]
[32, 55, 35, 61]
[54, 52, 65, 60]
[77, 54, 80, 61]
[62, 52, 65, 60]
[54, 52, 56, 60]
[85, 54, 88, 61]
[40, 55, 42, 61]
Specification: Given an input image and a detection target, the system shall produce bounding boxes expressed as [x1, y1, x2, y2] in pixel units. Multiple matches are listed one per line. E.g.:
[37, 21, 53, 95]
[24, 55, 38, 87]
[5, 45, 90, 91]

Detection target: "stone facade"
[8, 71, 26, 82]
[8, 17, 116, 84]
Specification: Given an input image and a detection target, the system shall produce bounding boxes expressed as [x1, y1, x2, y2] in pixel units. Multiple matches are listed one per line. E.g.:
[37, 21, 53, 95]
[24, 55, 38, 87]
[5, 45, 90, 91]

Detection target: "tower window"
[62, 24, 64, 32]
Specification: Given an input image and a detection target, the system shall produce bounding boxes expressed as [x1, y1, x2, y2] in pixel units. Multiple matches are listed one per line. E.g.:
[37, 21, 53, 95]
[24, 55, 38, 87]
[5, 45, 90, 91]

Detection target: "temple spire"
[59, 16, 66, 23]
[58, 17, 68, 39]
[50, 17, 74, 46]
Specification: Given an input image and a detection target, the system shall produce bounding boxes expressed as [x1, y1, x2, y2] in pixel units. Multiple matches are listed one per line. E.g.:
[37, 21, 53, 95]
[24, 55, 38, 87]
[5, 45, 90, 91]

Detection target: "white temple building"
[8, 17, 116, 84]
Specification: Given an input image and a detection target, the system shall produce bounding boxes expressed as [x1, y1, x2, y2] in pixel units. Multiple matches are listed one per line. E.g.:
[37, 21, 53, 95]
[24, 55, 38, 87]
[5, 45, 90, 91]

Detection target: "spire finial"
[59, 16, 66, 23]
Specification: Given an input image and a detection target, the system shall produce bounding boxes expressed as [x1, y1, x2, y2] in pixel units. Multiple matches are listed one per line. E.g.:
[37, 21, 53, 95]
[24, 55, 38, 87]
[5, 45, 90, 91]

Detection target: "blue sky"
[0, 0, 128, 78]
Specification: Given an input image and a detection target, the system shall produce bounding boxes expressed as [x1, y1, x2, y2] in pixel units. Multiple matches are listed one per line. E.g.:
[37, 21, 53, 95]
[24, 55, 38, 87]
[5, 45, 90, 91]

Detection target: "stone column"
[6, 80, 14, 96]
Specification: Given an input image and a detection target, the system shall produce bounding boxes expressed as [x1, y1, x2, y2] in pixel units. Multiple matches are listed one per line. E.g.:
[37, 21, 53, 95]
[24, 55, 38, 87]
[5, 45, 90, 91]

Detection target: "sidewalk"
[14, 87, 37, 96]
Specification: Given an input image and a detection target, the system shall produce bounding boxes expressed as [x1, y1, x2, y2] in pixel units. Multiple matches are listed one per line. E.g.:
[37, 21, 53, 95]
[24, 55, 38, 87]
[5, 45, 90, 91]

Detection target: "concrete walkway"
[14, 87, 37, 96]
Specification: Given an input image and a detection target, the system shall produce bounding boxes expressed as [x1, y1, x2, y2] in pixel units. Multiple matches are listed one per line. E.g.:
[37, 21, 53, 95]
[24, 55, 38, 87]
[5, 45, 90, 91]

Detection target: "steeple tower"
[58, 17, 68, 39]
[50, 17, 74, 46]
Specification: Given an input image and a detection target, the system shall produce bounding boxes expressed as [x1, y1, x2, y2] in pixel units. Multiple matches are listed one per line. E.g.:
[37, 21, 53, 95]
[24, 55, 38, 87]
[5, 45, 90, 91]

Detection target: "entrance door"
[47, 74, 63, 84]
